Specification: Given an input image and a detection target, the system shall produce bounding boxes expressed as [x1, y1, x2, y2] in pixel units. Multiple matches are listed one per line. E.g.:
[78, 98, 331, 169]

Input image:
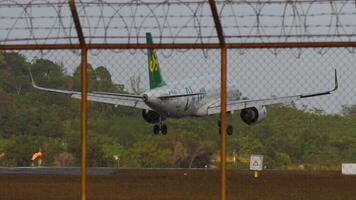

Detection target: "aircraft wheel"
[161, 125, 168, 135]
[227, 125, 233, 136]
[153, 125, 160, 135]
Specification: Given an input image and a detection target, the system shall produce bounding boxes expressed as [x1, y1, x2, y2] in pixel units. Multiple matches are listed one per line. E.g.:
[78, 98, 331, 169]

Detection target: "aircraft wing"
[207, 69, 338, 115]
[29, 72, 150, 110]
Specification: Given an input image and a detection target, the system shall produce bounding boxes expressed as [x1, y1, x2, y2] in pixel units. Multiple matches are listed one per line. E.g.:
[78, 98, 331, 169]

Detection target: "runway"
[0, 167, 116, 175]
[0, 169, 355, 200]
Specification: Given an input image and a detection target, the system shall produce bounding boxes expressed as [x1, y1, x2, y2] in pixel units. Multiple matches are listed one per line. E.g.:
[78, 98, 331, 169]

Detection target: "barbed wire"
[1, 0, 356, 54]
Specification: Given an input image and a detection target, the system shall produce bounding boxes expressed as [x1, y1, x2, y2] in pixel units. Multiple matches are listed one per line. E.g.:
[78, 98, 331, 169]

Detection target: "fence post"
[208, 0, 228, 199]
[80, 47, 88, 200]
[68, 1, 87, 199]
[220, 46, 228, 200]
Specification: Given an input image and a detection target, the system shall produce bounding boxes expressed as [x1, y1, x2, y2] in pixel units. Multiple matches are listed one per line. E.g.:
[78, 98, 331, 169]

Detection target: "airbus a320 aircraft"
[30, 32, 338, 135]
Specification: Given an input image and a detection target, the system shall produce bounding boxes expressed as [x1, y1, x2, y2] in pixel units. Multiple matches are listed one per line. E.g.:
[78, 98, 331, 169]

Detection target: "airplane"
[29, 32, 339, 135]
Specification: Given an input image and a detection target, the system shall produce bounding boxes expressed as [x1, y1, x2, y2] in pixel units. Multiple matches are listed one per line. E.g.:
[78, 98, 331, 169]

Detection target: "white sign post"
[342, 163, 356, 175]
[250, 155, 263, 178]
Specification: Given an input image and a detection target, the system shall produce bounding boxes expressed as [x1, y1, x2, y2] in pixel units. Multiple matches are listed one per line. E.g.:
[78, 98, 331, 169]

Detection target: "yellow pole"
[254, 171, 259, 178]
[81, 47, 88, 200]
[220, 46, 228, 200]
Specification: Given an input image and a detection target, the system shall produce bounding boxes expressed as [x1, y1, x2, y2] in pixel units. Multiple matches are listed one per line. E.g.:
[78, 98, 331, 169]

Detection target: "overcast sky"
[1, 0, 356, 114]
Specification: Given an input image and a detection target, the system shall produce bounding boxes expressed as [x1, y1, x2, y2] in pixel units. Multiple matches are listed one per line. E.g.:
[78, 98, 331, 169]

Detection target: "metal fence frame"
[1, 0, 356, 200]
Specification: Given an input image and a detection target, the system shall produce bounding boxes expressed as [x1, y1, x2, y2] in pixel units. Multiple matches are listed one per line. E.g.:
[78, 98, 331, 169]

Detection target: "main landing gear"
[218, 120, 234, 136]
[153, 120, 168, 135]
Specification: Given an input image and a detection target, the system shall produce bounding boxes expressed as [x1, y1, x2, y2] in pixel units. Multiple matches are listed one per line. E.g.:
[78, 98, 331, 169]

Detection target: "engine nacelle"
[240, 106, 267, 125]
[142, 110, 161, 124]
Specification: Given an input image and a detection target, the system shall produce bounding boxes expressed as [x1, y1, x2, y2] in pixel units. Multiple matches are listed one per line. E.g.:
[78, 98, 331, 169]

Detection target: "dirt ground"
[0, 169, 355, 200]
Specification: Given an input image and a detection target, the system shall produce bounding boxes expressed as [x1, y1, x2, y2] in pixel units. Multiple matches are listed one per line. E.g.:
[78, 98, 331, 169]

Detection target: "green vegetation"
[0, 51, 355, 169]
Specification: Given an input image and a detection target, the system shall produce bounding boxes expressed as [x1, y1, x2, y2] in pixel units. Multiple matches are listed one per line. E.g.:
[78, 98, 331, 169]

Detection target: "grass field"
[0, 169, 355, 200]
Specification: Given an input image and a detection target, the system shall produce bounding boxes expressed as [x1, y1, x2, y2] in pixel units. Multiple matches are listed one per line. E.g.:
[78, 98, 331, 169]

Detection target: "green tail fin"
[146, 32, 165, 89]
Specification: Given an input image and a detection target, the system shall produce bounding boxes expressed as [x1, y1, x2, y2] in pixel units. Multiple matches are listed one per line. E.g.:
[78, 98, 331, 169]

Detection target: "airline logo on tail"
[146, 32, 166, 89]
[149, 53, 159, 72]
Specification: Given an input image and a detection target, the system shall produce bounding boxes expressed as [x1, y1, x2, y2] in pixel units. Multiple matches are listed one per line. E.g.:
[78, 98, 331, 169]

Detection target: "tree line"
[0, 51, 355, 169]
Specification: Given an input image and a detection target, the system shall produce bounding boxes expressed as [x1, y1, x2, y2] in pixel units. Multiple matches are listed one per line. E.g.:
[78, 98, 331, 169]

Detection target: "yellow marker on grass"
[254, 171, 259, 178]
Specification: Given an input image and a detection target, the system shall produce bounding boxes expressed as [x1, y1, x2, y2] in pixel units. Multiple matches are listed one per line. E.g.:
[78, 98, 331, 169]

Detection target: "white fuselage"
[143, 82, 239, 118]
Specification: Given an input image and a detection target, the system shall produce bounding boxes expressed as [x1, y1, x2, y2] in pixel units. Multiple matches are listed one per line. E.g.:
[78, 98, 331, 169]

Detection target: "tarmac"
[0, 169, 355, 200]
[0, 167, 116, 175]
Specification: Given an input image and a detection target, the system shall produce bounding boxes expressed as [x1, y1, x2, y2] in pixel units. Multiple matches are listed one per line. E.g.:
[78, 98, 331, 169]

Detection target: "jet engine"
[240, 106, 267, 125]
[142, 110, 161, 124]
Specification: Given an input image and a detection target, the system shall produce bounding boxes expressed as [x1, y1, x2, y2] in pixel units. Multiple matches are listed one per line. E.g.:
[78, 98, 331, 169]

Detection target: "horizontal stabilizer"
[92, 91, 143, 99]
[158, 92, 206, 100]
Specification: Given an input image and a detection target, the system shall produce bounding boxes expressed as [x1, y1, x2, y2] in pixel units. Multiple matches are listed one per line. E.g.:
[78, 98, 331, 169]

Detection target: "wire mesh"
[218, 0, 356, 42]
[227, 47, 356, 171]
[86, 48, 221, 167]
[0, 50, 82, 200]
[229, 47, 356, 114]
[1, 0, 356, 200]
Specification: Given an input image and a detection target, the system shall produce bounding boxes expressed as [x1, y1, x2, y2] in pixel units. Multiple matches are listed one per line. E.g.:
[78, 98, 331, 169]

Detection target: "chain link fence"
[1, 0, 356, 200]
[2, 46, 354, 169]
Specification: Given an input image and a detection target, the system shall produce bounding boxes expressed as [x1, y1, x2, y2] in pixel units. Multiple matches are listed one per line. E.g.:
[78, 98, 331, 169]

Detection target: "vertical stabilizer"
[146, 32, 166, 89]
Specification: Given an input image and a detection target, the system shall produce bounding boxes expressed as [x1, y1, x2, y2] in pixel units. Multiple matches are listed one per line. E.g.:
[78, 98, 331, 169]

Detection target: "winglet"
[300, 68, 338, 98]
[28, 67, 37, 87]
[27, 67, 74, 95]
[333, 68, 338, 92]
